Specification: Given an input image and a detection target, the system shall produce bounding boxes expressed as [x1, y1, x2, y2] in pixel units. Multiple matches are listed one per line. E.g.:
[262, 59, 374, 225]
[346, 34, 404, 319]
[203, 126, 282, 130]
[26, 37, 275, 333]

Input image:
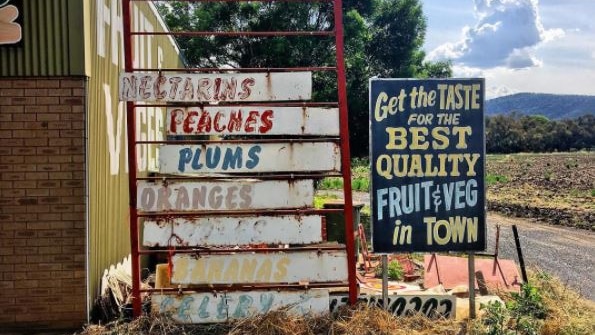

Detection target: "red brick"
[36, 79, 61, 88]
[1, 89, 24, 96]
[12, 81, 36, 89]
[35, 97, 60, 105]
[25, 89, 49, 96]
[24, 105, 48, 113]
[26, 188, 50, 196]
[37, 113, 60, 121]
[48, 88, 71, 96]
[10, 96, 36, 105]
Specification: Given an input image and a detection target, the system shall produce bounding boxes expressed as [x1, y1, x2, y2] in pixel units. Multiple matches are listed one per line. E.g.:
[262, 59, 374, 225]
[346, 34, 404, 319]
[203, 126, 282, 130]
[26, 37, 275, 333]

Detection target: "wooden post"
[468, 252, 476, 319]
[382, 255, 389, 310]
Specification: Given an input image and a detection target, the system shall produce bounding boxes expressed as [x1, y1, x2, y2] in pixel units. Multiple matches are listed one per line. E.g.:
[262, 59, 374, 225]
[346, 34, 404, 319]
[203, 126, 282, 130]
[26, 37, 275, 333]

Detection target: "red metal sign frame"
[122, 0, 356, 317]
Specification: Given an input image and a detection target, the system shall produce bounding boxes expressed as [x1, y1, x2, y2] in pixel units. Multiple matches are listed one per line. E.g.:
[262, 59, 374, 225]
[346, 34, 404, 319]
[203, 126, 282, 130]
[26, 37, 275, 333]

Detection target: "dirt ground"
[486, 152, 594, 230]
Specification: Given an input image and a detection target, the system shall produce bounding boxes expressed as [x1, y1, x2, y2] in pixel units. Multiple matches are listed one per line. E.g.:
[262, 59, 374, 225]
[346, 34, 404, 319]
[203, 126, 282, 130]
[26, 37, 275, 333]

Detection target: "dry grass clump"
[77, 269, 594, 335]
[226, 308, 332, 335]
[532, 271, 595, 335]
[331, 303, 464, 335]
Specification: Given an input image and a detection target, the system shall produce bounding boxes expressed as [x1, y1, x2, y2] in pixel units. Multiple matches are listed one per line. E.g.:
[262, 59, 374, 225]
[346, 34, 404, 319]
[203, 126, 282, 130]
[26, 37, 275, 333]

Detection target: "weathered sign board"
[119, 72, 311, 102]
[143, 215, 323, 247]
[136, 179, 314, 212]
[369, 79, 486, 253]
[152, 289, 330, 323]
[330, 294, 456, 318]
[171, 251, 348, 285]
[158, 142, 341, 175]
[166, 106, 340, 136]
[122, 64, 352, 322]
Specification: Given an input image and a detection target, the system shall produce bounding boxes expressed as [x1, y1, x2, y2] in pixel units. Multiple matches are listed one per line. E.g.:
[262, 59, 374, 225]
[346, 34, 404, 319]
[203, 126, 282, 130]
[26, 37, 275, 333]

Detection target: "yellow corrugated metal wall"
[86, 0, 182, 306]
[0, 0, 85, 76]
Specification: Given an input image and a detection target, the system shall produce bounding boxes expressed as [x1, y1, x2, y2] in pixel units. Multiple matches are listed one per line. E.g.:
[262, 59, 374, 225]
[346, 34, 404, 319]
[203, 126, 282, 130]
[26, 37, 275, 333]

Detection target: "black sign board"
[370, 78, 486, 253]
[0, 0, 24, 47]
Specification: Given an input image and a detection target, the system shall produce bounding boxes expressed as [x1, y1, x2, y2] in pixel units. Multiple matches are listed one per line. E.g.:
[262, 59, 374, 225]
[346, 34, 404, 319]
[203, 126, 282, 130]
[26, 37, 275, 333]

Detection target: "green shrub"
[375, 260, 404, 281]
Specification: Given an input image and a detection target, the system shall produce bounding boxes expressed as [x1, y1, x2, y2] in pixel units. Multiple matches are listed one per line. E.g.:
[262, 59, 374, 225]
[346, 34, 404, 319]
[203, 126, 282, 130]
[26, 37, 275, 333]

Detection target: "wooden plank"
[158, 142, 341, 175]
[152, 289, 330, 323]
[171, 250, 348, 285]
[166, 106, 340, 136]
[119, 72, 311, 102]
[136, 179, 314, 212]
[143, 215, 323, 247]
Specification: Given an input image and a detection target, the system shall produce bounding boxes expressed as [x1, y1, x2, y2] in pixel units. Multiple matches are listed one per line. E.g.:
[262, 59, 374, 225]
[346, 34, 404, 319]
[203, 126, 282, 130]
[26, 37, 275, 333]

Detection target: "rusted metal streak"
[140, 283, 348, 293]
[152, 290, 330, 324]
[134, 102, 338, 108]
[166, 106, 340, 136]
[159, 142, 341, 175]
[131, 31, 334, 37]
[136, 179, 314, 212]
[132, 67, 336, 72]
[120, 72, 311, 103]
[137, 208, 345, 217]
[171, 251, 348, 285]
[142, 215, 323, 247]
[136, 172, 342, 181]
[138, 246, 346, 254]
[136, 138, 340, 145]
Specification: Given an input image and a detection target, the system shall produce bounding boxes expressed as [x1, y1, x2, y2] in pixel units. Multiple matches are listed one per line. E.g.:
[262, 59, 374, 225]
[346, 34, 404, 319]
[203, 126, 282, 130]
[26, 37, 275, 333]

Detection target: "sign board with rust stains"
[152, 290, 330, 323]
[171, 251, 348, 285]
[166, 106, 340, 136]
[119, 72, 311, 102]
[143, 215, 323, 247]
[158, 142, 341, 175]
[136, 179, 314, 212]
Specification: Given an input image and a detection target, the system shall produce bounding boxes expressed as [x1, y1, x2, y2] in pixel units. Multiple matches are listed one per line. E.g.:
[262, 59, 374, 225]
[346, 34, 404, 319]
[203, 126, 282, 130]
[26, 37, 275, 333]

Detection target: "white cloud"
[428, 0, 564, 69]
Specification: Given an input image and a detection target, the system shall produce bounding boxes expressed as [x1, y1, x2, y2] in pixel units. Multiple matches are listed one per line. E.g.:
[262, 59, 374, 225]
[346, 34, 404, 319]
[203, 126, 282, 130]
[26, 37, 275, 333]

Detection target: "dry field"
[486, 152, 594, 230]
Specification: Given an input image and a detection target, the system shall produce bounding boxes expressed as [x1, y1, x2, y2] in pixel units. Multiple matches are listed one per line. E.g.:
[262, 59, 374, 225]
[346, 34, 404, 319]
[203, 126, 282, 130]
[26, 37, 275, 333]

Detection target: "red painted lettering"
[213, 111, 226, 133]
[196, 111, 212, 133]
[228, 111, 243, 132]
[153, 75, 167, 100]
[239, 78, 255, 99]
[184, 111, 199, 133]
[244, 111, 259, 133]
[197, 78, 212, 100]
[259, 110, 274, 133]
[168, 77, 183, 99]
[169, 108, 184, 133]
[181, 77, 194, 100]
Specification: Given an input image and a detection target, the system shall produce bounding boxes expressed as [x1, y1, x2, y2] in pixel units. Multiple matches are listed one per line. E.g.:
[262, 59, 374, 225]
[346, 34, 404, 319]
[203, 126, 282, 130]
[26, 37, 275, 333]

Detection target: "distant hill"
[486, 93, 595, 120]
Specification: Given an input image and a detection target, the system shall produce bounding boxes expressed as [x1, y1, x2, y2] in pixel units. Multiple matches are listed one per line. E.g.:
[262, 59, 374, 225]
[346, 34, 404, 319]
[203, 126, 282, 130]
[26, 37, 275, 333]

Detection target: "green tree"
[156, 0, 449, 157]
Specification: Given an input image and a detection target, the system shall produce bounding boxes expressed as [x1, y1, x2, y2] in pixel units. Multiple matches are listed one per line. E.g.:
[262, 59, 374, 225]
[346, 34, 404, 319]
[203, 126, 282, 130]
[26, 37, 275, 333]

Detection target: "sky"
[421, 0, 595, 99]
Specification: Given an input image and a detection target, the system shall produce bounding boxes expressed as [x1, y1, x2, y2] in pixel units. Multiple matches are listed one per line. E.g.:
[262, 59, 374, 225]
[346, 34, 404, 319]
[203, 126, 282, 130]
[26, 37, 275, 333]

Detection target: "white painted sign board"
[136, 179, 314, 212]
[329, 294, 456, 318]
[152, 289, 330, 323]
[158, 142, 341, 175]
[171, 250, 348, 285]
[143, 215, 323, 247]
[119, 72, 311, 102]
[166, 106, 340, 136]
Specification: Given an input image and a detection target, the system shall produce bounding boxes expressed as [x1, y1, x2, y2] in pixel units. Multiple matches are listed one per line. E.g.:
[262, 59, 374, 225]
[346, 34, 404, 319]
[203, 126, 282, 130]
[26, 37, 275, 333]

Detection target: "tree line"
[486, 113, 594, 153]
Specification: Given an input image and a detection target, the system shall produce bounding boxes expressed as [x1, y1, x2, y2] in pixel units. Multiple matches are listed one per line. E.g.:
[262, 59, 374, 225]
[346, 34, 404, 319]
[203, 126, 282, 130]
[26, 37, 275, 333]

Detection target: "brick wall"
[0, 77, 87, 330]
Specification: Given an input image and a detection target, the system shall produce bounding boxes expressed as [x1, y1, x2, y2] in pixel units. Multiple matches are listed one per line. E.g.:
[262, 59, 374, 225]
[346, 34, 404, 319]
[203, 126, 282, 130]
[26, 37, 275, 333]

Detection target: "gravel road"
[487, 213, 594, 300]
[318, 191, 595, 300]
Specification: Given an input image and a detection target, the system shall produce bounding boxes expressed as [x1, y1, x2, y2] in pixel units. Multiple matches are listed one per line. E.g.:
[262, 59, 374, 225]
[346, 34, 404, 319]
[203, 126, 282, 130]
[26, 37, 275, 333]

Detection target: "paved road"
[486, 213, 594, 300]
[319, 191, 595, 300]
